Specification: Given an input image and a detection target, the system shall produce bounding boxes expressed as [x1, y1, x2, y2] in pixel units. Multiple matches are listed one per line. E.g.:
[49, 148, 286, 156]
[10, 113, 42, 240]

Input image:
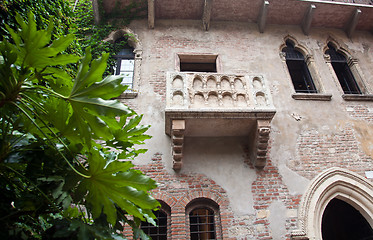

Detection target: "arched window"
[186, 198, 221, 240]
[322, 198, 373, 240]
[140, 200, 170, 240]
[282, 40, 317, 93]
[190, 207, 216, 239]
[113, 37, 135, 90]
[325, 43, 361, 94]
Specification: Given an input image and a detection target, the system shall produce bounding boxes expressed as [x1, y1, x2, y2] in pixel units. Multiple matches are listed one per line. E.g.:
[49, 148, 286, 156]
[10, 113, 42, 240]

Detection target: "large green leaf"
[7, 12, 79, 70]
[1, 11, 157, 239]
[79, 150, 159, 225]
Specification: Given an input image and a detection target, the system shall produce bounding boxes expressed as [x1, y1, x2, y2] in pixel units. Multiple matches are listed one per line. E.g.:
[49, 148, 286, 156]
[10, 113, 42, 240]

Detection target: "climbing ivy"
[73, 0, 147, 76]
[1, 0, 147, 76]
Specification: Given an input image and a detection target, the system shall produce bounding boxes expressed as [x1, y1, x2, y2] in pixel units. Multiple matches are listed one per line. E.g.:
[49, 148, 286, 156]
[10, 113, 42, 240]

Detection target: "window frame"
[113, 44, 136, 90]
[176, 53, 221, 73]
[103, 28, 142, 99]
[324, 40, 373, 101]
[282, 40, 318, 94]
[186, 198, 222, 240]
[140, 200, 171, 240]
[280, 37, 331, 101]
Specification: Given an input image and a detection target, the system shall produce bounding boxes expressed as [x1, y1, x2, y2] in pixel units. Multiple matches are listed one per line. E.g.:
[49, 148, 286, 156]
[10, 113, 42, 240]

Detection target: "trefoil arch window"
[325, 43, 361, 94]
[282, 40, 317, 94]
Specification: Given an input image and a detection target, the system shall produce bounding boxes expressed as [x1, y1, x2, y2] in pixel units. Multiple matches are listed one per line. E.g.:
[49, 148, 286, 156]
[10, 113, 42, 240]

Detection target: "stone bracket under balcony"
[165, 72, 276, 170]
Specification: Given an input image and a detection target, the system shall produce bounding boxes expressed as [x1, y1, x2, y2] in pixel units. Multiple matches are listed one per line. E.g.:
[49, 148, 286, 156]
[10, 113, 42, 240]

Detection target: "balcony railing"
[166, 72, 275, 111]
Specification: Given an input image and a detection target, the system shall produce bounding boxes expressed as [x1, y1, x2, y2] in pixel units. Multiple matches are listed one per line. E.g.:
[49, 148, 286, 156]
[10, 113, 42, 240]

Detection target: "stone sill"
[342, 94, 373, 101]
[292, 93, 332, 101]
[118, 91, 138, 99]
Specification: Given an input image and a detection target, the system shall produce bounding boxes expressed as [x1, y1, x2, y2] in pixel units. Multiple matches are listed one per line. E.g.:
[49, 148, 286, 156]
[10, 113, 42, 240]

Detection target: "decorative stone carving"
[171, 120, 185, 171]
[253, 120, 271, 168]
[291, 167, 373, 240]
[166, 72, 274, 110]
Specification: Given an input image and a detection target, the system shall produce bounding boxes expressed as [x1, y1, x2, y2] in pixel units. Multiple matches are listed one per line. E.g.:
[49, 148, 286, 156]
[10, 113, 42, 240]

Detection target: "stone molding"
[291, 167, 373, 239]
[342, 94, 373, 101]
[292, 93, 332, 101]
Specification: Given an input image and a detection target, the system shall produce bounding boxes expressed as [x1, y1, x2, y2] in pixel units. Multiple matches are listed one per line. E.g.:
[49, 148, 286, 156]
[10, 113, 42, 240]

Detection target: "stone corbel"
[253, 119, 271, 168]
[171, 120, 185, 171]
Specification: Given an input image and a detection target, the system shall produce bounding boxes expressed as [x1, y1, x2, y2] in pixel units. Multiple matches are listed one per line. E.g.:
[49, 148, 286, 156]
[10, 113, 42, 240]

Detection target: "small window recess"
[186, 198, 222, 240]
[104, 28, 142, 99]
[140, 200, 171, 240]
[177, 54, 220, 73]
[280, 37, 331, 101]
[324, 41, 373, 102]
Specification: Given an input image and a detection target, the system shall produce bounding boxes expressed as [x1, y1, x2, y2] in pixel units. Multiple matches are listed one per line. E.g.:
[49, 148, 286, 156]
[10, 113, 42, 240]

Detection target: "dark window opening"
[140, 210, 168, 240]
[180, 62, 216, 72]
[190, 208, 216, 240]
[114, 37, 135, 89]
[326, 43, 361, 94]
[322, 198, 373, 240]
[283, 40, 317, 93]
[179, 55, 217, 73]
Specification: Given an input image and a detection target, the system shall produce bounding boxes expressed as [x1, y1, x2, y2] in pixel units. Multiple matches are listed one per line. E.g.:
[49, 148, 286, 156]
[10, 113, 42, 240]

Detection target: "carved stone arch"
[103, 27, 142, 51]
[292, 167, 373, 240]
[323, 36, 353, 61]
[280, 35, 311, 58]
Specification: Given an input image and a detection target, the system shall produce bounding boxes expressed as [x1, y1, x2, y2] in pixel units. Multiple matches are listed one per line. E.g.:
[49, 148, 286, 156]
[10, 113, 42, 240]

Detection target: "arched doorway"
[291, 168, 373, 240]
[322, 198, 373, 240]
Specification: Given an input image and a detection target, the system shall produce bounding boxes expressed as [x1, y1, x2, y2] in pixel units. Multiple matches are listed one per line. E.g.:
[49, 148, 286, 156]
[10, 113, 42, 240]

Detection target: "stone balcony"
[165, 72, 276, 170]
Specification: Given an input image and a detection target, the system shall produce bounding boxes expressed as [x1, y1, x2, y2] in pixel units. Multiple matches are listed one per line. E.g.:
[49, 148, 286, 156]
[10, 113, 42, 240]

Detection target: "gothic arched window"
[282, 40, 317, 93]
[325, 43, 361, 94]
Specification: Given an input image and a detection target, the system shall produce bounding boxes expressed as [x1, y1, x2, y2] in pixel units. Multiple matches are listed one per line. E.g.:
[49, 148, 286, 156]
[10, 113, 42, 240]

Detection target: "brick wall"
[122, 153, 235, 240]
[290, 123, 373, 181]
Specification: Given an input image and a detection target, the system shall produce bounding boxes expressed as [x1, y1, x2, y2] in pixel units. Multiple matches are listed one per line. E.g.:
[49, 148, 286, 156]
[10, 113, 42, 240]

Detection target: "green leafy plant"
[0, 12, 159, 239]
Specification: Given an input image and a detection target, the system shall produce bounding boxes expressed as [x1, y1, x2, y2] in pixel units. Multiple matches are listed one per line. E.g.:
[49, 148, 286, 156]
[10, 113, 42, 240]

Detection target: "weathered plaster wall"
[120, 19, 373, 239]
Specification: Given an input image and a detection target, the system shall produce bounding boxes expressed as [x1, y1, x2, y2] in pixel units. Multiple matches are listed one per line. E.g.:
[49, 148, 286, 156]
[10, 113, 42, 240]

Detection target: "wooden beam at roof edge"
[202, 0, 213, 31]
[302, 4, 316, 35]
[346, 8, 361, 38]
[148, 0, 155, 29]
[92, 0, 101, 25]
[258, 0, 269, 33]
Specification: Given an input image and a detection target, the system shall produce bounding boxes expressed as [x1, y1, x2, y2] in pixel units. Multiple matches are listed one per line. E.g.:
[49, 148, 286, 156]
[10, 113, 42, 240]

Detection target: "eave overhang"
[99, 0, 373, 36]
